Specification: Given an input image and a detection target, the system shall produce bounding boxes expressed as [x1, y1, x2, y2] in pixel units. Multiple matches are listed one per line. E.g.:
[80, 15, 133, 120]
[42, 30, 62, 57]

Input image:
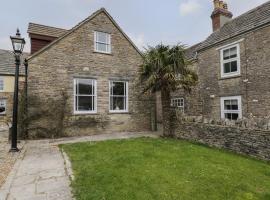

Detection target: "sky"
[0, 0, 268, 52]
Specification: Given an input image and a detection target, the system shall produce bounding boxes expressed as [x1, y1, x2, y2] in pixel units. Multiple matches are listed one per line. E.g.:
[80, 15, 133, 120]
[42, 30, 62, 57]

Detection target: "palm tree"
[140, 44, 198, 136]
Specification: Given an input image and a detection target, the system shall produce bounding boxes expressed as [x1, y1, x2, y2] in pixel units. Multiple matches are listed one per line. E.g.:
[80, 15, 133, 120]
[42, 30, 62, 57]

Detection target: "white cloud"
[179, 0, 201, 16]
[128, 33, 146, 50]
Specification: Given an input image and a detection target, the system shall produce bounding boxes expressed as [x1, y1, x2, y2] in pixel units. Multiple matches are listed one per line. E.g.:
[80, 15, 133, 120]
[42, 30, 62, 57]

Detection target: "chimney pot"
[219, 1, 224, 9]
[223, 2, 228, 10]
[213, 0, 220, 9]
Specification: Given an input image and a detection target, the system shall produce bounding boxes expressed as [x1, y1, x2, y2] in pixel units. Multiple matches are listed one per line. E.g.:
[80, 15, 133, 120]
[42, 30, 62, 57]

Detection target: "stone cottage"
[168, 0, 270, 160]
[26, 8, 154, 138]
[171, 0, 270, 126]
[0, 50, 26, 128]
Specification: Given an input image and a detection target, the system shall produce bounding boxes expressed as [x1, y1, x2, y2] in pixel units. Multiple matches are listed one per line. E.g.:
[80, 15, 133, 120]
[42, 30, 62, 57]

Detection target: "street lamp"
[10, 29, 25, 152]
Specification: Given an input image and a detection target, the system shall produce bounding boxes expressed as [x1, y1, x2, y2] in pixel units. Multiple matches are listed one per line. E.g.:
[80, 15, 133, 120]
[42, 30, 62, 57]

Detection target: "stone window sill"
[93, 51, 113, 56]
[108, 112, 130, 115]
[219, 75, 241, 80]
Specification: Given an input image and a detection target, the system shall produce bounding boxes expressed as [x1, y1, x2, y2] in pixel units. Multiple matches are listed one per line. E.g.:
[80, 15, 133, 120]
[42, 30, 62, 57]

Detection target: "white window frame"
[0, 99, 6, 115]
[220, 44, 241, 78]
[109, 81, 128, 113]
[73, 78, 97, 114]
[94, 31, 111, 54]
[0, 77, 4, 91]
[220, 96, 242, 120]
[171, 98, 185, 113]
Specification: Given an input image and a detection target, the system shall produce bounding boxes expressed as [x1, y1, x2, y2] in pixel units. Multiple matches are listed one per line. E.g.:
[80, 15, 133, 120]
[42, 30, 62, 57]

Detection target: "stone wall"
[27, 10, 154, 138]
[171, 113, 270, 161]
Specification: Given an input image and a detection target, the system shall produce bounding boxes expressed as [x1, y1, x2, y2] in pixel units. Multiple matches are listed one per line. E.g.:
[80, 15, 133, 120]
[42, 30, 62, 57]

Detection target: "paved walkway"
[0, 132, 159, 200]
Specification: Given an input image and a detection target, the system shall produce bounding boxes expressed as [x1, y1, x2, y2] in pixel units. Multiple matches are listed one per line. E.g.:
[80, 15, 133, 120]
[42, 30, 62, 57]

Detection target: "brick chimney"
[211, 0, 233, 31]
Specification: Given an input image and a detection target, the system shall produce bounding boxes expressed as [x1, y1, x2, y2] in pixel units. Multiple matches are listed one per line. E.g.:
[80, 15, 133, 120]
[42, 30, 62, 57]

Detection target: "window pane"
[225, 113, 232, 120]
[224, 99, 239, 111]
[0, 78, 3, 90]
[97, 32, 107, 43]
[77, 79, 93, 95]
[224, 100, 232, 110]
[0, 100, 6, 114]
[231, 100, 238, 110]
[112, 82, 125, 95]
[225, 113, 239, 120]
[231, 61, 238, 72]
[223, 49, 230, 60]
[231, 113, 239, 120]
[77, 96, 93, 111]
[0, 106, 5, 114]
[224, 63, 231, 73]
[96, 43, 107, 52]
[230, 47, 237, 58]
[111, 96, 125, 111]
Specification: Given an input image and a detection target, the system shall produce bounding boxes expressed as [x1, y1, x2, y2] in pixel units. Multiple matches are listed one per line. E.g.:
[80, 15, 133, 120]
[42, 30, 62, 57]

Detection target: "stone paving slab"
[0, 132, 159, 200]
[0, 140, 73, 200]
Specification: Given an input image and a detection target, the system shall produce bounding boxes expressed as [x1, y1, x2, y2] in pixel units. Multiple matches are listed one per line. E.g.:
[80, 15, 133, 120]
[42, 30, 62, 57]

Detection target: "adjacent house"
[26, 8, 154, 138]
[0, 49, 26, 126]
[171, 0, 270, 126]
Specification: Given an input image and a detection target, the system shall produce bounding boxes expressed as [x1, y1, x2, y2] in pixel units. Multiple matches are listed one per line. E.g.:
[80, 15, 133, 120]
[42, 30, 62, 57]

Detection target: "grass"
[61, 138, 270, 200]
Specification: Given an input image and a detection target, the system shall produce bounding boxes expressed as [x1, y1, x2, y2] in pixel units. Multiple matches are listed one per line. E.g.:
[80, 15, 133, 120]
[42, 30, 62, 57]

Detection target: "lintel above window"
[220, 44, 240, 78]
[94, 31, 111, 54]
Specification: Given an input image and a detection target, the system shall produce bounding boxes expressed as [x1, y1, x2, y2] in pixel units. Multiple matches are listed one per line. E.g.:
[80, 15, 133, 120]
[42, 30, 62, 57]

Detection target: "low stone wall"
[168, 111, 270, 161]
[174, 120, 270, 161]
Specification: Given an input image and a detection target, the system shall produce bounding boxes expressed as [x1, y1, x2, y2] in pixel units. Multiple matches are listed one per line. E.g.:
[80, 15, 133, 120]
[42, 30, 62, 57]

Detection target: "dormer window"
[94, 31, 111, 54]
[220, 44, 240, 78]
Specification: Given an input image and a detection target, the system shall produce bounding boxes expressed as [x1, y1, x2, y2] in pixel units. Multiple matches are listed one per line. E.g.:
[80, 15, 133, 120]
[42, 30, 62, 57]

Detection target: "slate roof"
[28, 23, 68, 38]
[198, 0, 270, 51]
[0, 49, 28, 75]
[28, 8, 143, 60]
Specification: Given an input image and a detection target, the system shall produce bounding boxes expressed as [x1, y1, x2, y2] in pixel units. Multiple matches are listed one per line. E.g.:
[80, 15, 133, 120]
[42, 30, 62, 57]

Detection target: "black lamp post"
[10, 29, 25, 152]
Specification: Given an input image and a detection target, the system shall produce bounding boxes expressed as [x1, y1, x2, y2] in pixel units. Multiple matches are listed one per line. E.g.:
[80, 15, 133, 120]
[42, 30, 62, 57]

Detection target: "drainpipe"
[243, 40, 249, 116]
[24, 59, 28, 137]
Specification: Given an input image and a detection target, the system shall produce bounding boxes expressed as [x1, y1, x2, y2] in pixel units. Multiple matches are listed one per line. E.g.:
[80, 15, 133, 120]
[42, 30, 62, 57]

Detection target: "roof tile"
[198, 1, 270, 51]
[28, 23, 68, 38]
[0, 49, 28, 75]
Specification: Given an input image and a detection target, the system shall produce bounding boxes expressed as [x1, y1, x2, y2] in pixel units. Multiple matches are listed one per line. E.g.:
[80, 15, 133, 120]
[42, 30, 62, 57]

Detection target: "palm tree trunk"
[161, 89, 172, 137]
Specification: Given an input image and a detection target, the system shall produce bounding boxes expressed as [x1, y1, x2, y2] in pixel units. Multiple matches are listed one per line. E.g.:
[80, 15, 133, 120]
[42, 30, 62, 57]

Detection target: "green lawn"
[61, 138, 270, 200]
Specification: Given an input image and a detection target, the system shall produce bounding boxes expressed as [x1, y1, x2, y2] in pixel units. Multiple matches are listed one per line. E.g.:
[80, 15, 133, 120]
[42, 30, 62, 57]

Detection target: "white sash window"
[74, 78, 97, 114]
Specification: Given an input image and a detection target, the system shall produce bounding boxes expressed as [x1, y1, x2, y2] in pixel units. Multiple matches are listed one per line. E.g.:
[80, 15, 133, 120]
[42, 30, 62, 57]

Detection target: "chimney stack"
[211, 0, 233, 32]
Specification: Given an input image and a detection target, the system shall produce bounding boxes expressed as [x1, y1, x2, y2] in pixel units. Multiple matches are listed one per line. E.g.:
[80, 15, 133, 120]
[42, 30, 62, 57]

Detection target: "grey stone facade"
[197, 25, 270, 120]
[27, 9, 153, 138]
[178, 21, 270, 124]
[166, 2, 270, 161]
